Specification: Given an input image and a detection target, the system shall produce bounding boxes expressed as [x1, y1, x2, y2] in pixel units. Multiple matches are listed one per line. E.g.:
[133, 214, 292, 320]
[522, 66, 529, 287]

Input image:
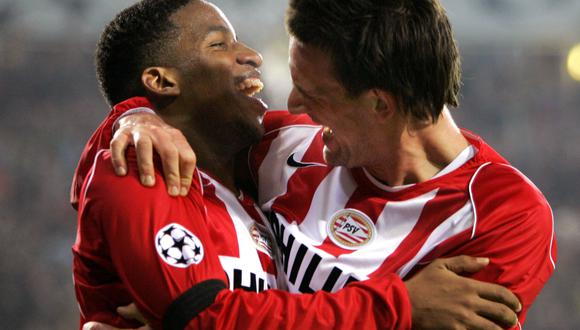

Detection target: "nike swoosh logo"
[286, 153, 326, 168]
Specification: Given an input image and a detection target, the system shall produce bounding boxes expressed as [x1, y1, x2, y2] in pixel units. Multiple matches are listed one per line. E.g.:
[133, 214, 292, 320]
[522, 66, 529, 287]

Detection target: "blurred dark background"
[0, 0, 578, 328]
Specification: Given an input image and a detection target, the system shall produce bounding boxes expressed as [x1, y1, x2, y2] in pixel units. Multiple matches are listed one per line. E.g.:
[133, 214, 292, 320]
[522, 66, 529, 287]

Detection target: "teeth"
[237, 78, 264, 97]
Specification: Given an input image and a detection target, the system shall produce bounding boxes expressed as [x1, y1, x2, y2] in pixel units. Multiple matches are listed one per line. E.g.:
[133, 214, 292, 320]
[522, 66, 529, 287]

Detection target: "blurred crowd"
[0, 0, 578, 329]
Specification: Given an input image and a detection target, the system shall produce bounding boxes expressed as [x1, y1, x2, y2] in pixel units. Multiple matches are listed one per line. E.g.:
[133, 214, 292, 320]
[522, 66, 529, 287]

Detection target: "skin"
[287, 38, 470, 186]
[286, 39, 519, 329]
[84, 256, 519, 330]
[102, 2, 522, 329]
[129, 0, 267, 193]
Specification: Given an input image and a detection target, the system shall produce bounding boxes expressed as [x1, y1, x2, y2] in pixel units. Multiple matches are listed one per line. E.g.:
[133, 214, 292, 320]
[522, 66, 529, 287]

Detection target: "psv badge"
[327, 209, 375, 250]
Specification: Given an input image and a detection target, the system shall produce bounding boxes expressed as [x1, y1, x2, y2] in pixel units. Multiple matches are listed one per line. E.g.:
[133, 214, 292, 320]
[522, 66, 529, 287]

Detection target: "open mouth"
[235, 76, 268, 120]
[236, 77, 264, 97]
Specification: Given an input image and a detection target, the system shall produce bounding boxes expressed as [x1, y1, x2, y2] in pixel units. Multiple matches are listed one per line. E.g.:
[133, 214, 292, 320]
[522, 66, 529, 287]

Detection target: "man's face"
[287, 38, 381, 168]
[169, 1, 267, 147]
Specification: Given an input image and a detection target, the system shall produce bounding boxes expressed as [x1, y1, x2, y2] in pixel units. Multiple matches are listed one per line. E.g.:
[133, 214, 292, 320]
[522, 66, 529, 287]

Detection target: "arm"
[416, 163, 556, 328]
[77, 150, 412, 330]
[70, 97, 195, 209]
[80, 255, 520, 330]
[81, 101, 521, 329]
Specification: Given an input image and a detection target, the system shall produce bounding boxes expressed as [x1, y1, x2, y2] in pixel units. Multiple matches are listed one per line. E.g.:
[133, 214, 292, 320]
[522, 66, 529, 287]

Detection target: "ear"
[370, 89, 397, 121]
[141, 67, 181, 97]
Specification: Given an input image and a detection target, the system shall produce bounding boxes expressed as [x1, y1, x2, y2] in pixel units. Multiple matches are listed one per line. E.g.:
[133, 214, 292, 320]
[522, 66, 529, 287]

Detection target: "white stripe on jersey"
[304, 188, 439, 274]
[468, 162, 491, 239]
[201, 173, 278, 290]
[273, 188, 442, 292]
[299, 166, 357, 244]
[258, 125, 321, 208]
[257, 121, 480, 292]
[397, 200, 474, 277]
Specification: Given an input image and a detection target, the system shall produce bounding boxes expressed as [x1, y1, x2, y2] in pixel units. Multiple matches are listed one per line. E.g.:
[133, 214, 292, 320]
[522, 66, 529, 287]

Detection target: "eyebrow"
[203, 25, 237, 42]
[206, 25, 229, 34]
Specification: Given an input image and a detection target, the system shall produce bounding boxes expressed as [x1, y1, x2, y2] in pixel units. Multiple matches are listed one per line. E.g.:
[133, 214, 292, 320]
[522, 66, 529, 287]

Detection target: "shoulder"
[82, 149, 204, 213]
[471, 163, 548, 207]
[262, 110, 319, 134]
[469, 162, 552, 233]
[467, 162, 557, 280]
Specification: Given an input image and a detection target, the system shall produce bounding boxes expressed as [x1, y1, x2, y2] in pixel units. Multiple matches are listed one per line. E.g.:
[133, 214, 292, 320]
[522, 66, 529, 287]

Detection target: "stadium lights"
[567, 43, 580, 82]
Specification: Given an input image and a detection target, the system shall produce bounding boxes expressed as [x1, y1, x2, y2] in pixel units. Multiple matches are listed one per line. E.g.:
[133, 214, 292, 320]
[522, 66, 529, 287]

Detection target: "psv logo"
[250, 223, 273, 256]
[327, 209, 375, 250]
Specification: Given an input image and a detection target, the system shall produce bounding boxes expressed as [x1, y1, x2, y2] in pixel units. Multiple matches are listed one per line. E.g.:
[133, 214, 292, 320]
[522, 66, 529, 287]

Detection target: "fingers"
[158, 142, 180, 196]
[83, 321, 121, 330]
[408, 255, 521, 330]
[134, 132, 156, 187]
[111, 130, 132, 176]
[179, 156, 196, 196]
[476, 299, 520, 329]
[83, 321, 148, 330]
[461, 314, 504, 330]
[441, 255, 522, 313]
[117, 303, 148, 325]
[478, 282, 522, 314]
[441, 255, 490, 274]
[173, 131, 197, 196]
[112, 111, 195, 196]
[146, 127, 196, 197]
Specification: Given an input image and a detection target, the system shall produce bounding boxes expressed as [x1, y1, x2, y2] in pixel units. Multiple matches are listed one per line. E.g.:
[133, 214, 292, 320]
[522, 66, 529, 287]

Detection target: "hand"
[111, 112, 196, 197]
[82, 303, 150, 330]
[116, 303, 148, 325]
[82, 322, 151, 330]
[405, 256, 521, 330]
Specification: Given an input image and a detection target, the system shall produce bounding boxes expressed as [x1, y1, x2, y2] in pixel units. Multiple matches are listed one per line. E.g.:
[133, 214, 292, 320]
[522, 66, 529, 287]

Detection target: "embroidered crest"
[250, 223, 273, 256]
[327, 209, 375, 250]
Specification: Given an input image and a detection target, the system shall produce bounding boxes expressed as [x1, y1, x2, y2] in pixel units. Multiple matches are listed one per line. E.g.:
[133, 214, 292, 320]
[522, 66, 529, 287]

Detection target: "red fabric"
[71, 98, 412, 330]
[251, 111, 556, 329]
[70, 97, 152, 209]
[415, 163, 557, 328]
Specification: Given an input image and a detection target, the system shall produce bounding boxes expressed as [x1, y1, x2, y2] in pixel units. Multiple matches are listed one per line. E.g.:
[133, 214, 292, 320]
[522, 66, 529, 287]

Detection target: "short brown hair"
[286, 0, 461, 121]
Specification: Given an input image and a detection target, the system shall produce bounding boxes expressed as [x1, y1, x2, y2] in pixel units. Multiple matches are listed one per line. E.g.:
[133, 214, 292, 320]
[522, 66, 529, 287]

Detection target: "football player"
[74, 0, 533, 329]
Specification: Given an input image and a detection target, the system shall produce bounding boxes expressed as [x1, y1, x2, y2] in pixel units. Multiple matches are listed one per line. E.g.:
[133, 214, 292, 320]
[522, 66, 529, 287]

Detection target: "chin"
[253, 120, 266, 142]
[233, 118, 264, 149]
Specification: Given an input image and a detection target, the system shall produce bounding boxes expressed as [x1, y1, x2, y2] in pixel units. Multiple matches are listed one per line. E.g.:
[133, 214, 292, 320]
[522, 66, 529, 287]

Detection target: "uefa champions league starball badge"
[155, 223, 204, 268]
[327, 209, 375, 250]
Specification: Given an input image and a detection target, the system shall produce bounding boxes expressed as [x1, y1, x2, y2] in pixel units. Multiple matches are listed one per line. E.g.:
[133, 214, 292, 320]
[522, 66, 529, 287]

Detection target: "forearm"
[181, 275, 411, 330]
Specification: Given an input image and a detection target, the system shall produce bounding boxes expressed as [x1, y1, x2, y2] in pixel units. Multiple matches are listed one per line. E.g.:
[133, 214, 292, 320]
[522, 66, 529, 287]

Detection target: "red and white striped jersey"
[73, 149, 278, 328]
[71, 98, 413, 330]
[249, 110, 557, 327]
[198, 171, 279, 291]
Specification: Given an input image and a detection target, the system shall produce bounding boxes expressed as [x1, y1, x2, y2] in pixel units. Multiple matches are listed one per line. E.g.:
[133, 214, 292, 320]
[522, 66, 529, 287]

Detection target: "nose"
[287, 87, 307, 114]
[237, 43, 263, 68]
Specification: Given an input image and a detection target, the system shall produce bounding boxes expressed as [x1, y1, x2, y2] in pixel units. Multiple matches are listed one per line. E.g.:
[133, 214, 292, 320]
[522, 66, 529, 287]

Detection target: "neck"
[159, 104, 240, 194]
[366, 108, 470, 186]
[196, 151, 238, 193]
